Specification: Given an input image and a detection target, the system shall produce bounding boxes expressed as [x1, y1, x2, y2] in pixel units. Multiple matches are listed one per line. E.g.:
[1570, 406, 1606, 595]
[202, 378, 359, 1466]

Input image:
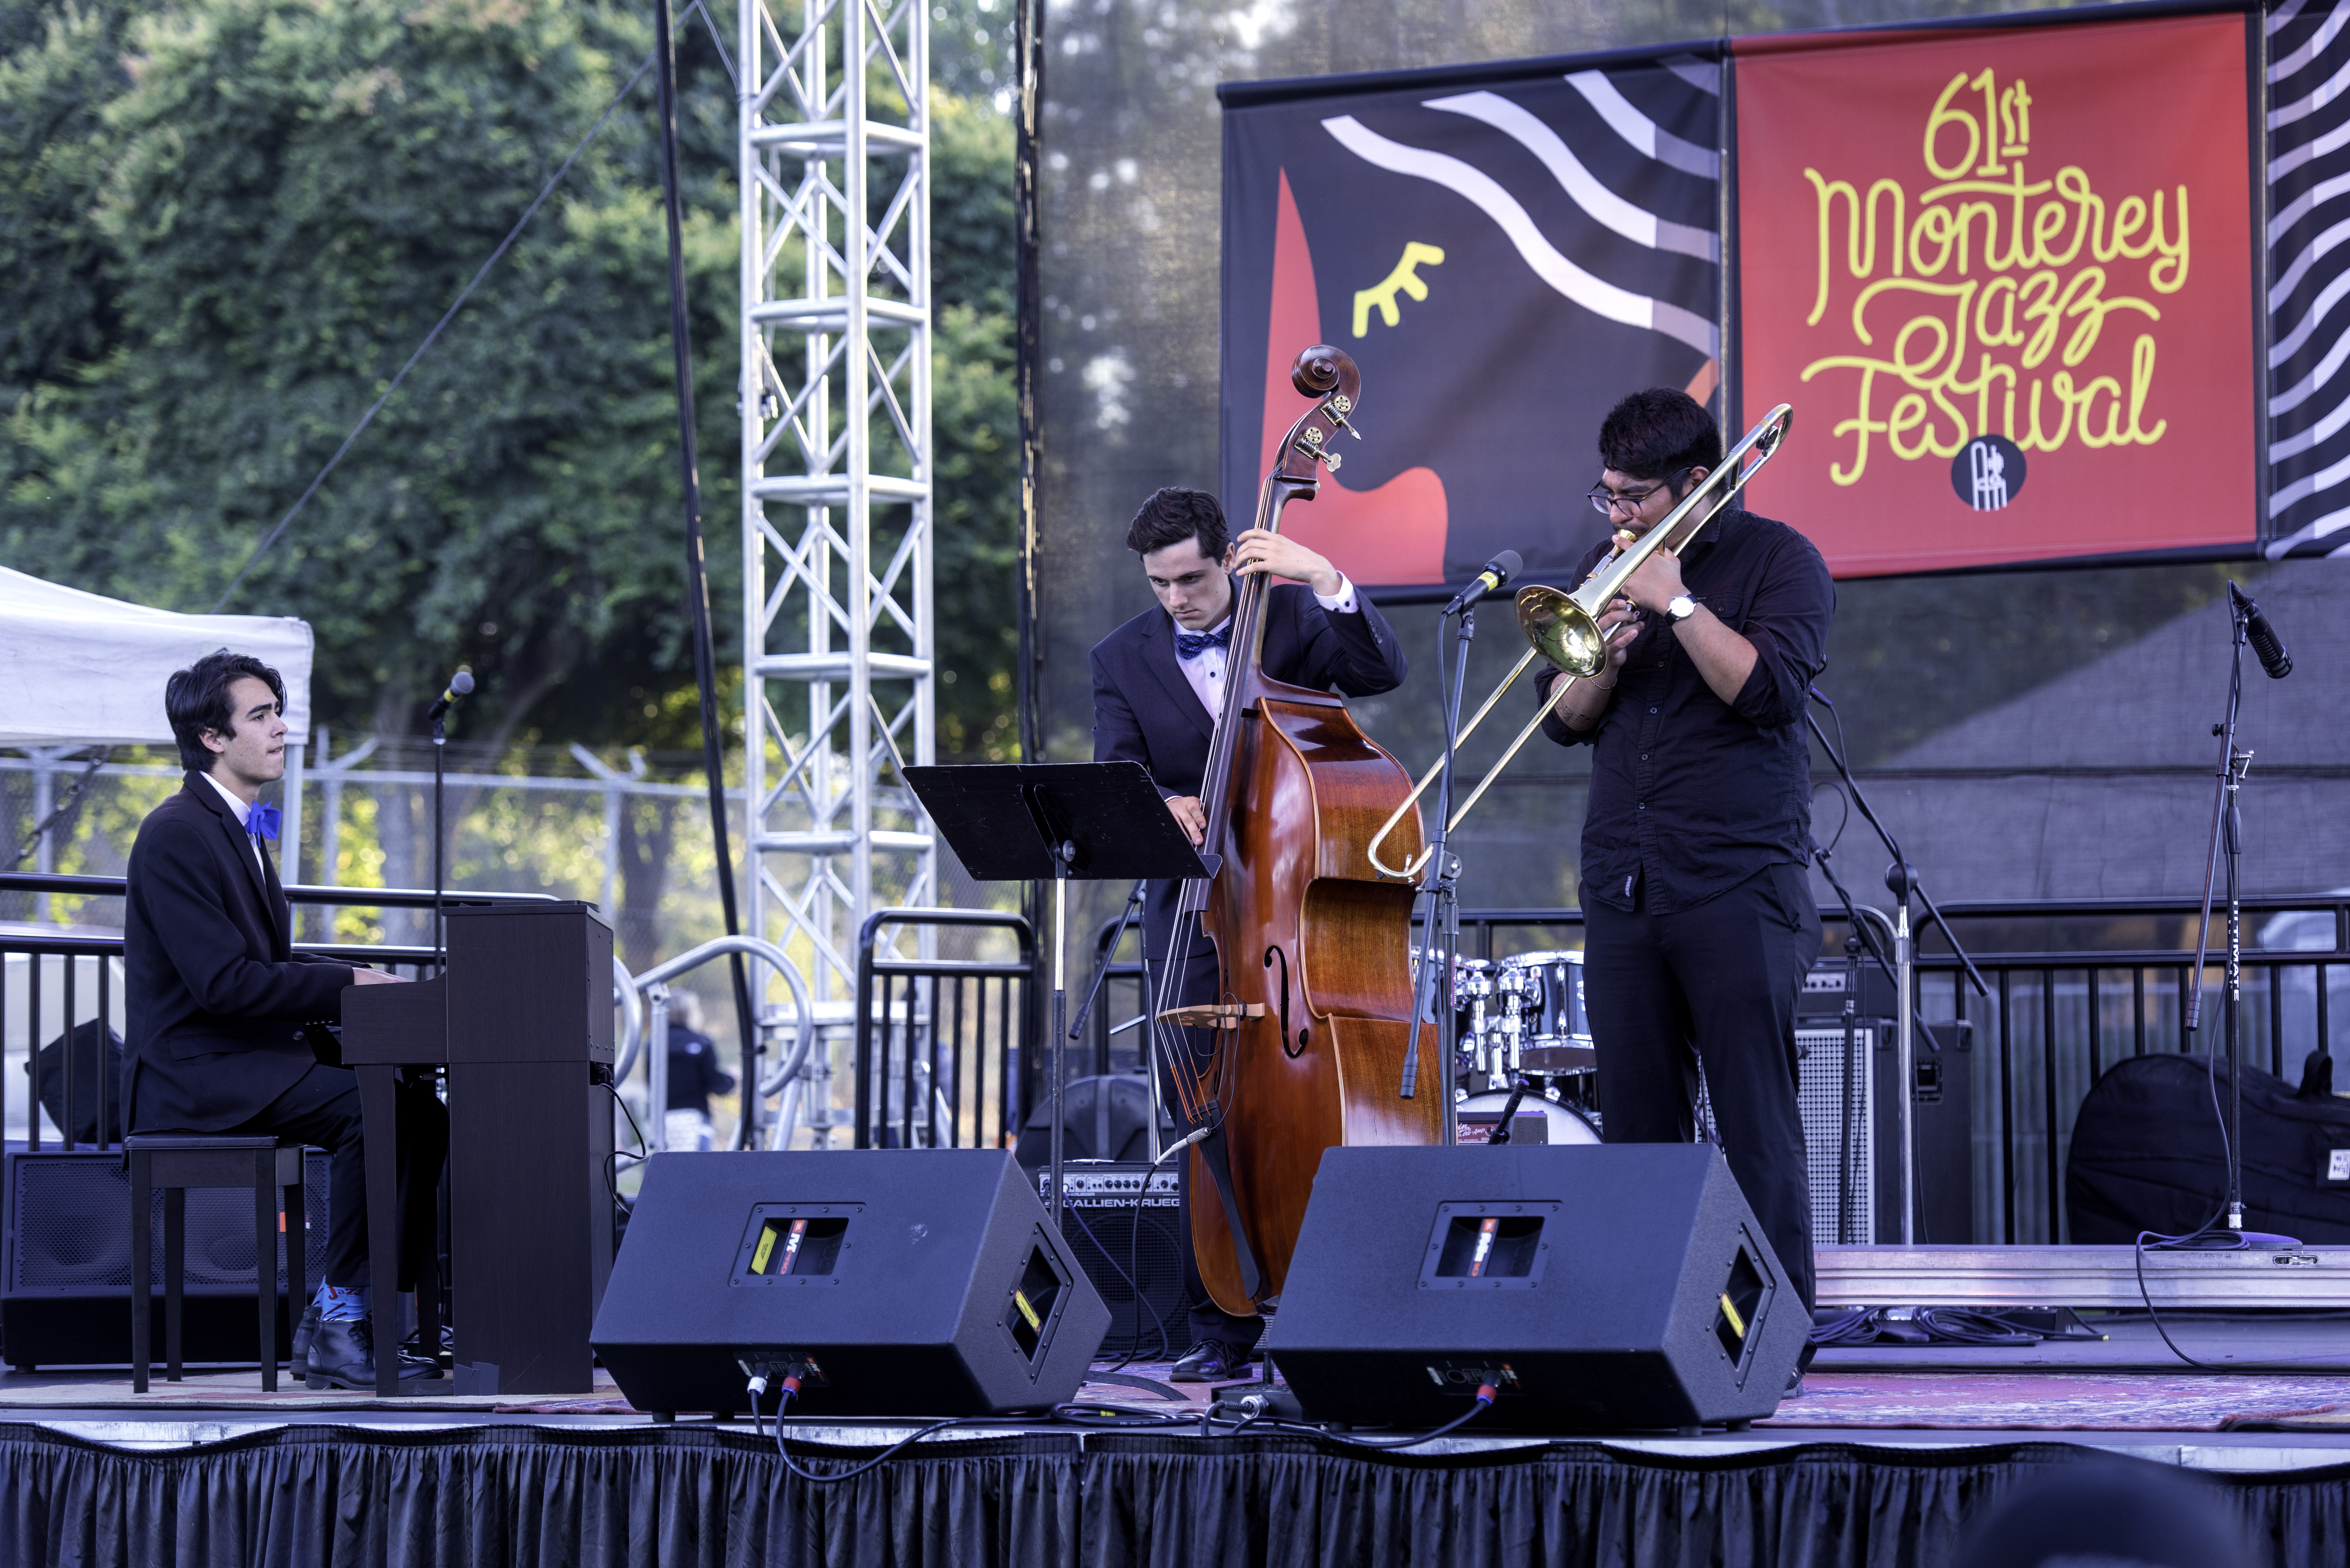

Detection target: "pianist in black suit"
[1089, 486, 1408, 1380]
[124, 651, 444, 1388]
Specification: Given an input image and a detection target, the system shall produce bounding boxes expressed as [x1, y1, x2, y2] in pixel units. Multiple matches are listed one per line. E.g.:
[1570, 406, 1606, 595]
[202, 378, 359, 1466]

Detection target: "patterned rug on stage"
[1759, 1371, 2350, 1431]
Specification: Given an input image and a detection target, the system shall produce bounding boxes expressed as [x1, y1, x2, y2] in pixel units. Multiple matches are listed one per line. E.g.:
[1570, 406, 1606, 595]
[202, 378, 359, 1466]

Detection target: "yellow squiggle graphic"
[1353, 242, 1447, 337]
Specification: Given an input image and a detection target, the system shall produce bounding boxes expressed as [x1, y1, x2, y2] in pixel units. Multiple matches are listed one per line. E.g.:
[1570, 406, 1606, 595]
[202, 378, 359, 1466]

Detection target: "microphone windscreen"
[1493, 549, 1522, 581]
[451, 669, 475, 696]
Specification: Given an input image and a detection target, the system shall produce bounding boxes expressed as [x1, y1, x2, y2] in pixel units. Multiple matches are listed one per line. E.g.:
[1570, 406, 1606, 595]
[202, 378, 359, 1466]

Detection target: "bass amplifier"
[1038, 1163, 1191, 1360]
[2, 1148, 330, 1369]
[1797, 1021, 1974, 1245]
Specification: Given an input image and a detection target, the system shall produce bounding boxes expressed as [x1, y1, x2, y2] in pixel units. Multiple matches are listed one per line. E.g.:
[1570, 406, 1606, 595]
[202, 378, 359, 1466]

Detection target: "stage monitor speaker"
[1266, 1145, 1806, 1432]
[591, 1149, 1111, 1418]
[2, 1148, 329, 1369]
[1797, 1020, 1974, 1245]
[1036, 1163, 1193, 1361]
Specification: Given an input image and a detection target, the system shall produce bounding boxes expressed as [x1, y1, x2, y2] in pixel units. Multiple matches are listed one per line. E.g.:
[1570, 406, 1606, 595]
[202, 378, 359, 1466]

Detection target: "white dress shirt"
[1176, 575, 1359, 715]
[201, 771, 266, 876]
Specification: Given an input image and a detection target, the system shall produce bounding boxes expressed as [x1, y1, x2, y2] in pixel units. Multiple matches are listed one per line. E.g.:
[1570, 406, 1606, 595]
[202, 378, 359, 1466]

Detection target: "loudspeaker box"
[591, 1149, 1111, 1418]
[1266, 1145, 1806, 1431]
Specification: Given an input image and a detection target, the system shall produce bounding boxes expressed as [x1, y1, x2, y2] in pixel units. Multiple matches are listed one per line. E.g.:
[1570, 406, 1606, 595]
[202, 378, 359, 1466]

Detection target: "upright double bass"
[1152, 346, 1442, 1320]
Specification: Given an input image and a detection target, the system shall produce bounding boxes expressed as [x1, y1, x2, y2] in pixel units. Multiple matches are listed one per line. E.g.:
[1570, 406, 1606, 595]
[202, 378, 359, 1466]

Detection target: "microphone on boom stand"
[2228, 583, 2293, 680]
[1442, 550, 1521, 616]
[429, 667, 473, 972]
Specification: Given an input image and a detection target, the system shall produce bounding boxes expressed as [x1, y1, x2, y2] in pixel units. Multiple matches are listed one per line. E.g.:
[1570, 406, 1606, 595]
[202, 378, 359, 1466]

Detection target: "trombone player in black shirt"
[1537, 389, 1834, 1382]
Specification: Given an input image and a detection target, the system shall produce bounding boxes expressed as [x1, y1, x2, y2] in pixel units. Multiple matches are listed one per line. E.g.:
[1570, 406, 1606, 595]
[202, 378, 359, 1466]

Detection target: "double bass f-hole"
[1263, 946, 1309, 1059]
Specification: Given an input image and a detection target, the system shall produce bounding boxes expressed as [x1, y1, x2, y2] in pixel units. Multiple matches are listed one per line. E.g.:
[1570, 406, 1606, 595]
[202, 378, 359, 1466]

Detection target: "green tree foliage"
[2, 0, 1022, 760]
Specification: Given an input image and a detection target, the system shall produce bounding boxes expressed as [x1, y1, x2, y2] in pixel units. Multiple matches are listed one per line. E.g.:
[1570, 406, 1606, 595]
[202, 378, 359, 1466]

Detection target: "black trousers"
[1583, 861, 1820, 1311]
[1143, 927, 1262, 1353]
[223, 1063, 449, 1298]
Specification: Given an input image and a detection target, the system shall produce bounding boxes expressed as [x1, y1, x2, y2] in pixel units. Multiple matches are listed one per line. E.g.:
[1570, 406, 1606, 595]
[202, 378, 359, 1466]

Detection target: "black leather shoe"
[1170, 1338, 1256, 1383]
[1783, 1369, 1805, 1399]
[304, 1317, 438, 1391]
[290, 1302, 321, 1368]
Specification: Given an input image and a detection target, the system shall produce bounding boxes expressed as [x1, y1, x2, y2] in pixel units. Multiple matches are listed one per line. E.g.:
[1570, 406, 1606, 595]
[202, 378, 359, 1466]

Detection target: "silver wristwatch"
[1664, 594, 1697, 622]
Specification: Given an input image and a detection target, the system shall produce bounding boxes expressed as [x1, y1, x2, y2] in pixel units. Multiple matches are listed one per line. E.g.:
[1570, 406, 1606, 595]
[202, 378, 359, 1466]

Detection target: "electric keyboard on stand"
[340, 901, 614, 1397]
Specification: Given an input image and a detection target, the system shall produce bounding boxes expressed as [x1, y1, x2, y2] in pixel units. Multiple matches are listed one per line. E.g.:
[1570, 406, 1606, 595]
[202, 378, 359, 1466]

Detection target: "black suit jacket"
[124, 773, 354, 1132]
[1090, 583, 1409, 953]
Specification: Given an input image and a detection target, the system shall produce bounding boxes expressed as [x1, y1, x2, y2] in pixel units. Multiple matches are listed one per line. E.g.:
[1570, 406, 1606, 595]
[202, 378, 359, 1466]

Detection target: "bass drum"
[1456, 1089, 1601, 1146]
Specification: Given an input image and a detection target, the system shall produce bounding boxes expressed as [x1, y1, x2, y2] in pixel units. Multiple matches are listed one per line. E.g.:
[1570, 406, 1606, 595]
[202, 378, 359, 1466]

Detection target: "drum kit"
[1429, 948, 1603, 1145]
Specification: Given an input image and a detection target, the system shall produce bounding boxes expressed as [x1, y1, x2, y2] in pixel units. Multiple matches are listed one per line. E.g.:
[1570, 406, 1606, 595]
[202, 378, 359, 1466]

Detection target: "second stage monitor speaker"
[1267, 1144, 1807, 1432]
[591, 1149, 1110, 1418]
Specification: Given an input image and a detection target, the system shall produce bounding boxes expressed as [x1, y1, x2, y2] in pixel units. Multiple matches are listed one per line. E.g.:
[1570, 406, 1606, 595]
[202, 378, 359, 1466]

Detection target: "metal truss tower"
[738, 0, 933, 1108]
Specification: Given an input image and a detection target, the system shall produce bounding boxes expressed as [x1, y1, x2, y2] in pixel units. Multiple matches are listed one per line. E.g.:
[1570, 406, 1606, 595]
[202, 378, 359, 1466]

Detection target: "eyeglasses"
[1586, 470, 1690, 517]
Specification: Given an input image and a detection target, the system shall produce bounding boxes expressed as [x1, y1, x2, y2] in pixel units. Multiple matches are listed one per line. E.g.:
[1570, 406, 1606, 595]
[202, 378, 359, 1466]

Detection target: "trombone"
[1366, 404, 1795, 881]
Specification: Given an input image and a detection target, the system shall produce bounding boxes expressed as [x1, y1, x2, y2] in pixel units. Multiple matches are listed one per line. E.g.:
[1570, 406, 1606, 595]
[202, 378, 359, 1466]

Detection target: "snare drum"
[1455, 1089, 1600, 1146]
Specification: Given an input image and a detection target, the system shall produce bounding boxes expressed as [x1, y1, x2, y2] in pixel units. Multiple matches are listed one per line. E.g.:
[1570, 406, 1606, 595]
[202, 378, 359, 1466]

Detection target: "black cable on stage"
[210, 2, 727, 612]
[1235, 1385, 1497, 1451]
[752, 1381, 987, 1484]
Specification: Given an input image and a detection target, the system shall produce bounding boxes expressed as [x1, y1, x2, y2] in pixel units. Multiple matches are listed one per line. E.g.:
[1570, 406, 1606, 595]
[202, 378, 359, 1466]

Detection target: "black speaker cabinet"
[1267, 1145, 1807, 1432]
[591, 1150, 1111, 1418]
[2, 1148, 329, 1369]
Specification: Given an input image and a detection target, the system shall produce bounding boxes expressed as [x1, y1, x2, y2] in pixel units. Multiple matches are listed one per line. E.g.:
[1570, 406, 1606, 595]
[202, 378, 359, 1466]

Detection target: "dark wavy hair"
[1124, 487, 1230, 560]
[165, 651, 285, 772]
[1598, 388, 1723, 482]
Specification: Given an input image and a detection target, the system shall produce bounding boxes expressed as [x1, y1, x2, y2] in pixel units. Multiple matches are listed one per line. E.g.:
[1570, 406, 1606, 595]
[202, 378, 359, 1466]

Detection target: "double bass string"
[1151, 501, 1280, 1140]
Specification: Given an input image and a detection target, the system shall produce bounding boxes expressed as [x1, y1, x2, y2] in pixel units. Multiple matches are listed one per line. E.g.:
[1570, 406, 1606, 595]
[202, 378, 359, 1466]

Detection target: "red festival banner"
[1732, 14, 2257, 575]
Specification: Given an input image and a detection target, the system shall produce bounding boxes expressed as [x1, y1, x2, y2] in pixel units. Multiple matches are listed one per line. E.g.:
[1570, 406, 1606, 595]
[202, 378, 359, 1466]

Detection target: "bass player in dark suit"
[1090, 486, 1408, 1380]
[124, 650, 445, 1388]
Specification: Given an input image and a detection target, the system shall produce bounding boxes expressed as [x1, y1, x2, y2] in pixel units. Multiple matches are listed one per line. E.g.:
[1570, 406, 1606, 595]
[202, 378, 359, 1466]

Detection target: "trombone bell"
[1515, 585, 1607, 678]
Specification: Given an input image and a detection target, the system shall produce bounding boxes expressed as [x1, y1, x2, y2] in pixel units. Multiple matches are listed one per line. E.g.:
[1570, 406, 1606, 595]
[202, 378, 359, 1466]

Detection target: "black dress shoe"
[1170, 1338, 1256, 1383]
[291, 1302, 321, 1368]
[304, 1317, 439, 1391]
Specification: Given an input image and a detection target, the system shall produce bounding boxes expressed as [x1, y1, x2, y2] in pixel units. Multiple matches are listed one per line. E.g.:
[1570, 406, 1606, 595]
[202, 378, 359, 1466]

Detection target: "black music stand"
[904, 762, 1210, 1227]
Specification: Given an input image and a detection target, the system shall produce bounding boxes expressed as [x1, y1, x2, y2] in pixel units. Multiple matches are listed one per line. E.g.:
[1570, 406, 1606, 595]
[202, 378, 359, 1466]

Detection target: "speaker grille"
[1797, 1025, 1876, 1245]
[8, 1151, 329, 1293]
[1053, 1202, 1192, 1360]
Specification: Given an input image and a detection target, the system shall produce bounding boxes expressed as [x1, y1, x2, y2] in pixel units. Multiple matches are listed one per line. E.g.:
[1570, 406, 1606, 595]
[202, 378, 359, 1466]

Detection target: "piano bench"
[125, 1136, 312, 1395]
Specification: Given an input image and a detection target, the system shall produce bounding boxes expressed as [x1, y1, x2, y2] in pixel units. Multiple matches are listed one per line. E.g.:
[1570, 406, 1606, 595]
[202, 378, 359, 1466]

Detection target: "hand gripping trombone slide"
[1365, 404, 1795, 880]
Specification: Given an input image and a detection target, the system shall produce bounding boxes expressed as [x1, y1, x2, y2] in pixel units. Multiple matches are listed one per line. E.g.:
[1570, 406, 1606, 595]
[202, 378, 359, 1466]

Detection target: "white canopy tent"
[0, 565, 316, 880]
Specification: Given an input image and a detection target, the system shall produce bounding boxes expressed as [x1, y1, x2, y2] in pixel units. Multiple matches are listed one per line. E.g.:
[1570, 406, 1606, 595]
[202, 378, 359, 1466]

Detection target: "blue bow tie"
[247, 801, 281, 842]
[1175, 625, 1232, 660]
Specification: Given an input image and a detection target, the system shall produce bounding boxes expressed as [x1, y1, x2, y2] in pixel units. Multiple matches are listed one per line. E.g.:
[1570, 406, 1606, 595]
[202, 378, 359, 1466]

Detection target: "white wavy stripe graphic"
[2270, 51, 2350, 131]
[2270, 168, 2350, 246]
[2274, 267, 2350, 364]
[2270, 386, 2350, 461]
[2271, 0, 2310, 38]
[1320, 115, 1719, 358]
[2264, 501, 2350, 558]
[1564, 70, 1720, 180]
[1664, 57, 1719, 96]
[2270, 112, 2350, 185]
[2269, 319, 2350, 415]
[2266, 441, 2350, 517]
[2269, 213, 2350, 312]
[2271, 4, 2349, 83]
[1425, 91, 1718, 261]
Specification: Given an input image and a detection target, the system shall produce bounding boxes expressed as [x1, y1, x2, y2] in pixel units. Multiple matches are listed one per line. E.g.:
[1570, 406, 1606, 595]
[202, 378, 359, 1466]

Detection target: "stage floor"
[4, 1315, 2348, 1458]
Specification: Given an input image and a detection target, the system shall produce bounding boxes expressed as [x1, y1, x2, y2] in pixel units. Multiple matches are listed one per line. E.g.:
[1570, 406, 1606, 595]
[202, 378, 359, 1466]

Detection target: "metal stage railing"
[13, 871, 2345, 1245]
[851, 908, 1035, 1153]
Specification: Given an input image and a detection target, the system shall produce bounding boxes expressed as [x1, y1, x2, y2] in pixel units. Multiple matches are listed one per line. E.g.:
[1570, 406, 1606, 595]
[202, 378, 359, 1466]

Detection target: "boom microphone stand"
[1806, 687, 1988, 1245]
[1404, 602, 1478, 1129]
[2186, 582, 2294, 1240]
[425, 668, 473, 971]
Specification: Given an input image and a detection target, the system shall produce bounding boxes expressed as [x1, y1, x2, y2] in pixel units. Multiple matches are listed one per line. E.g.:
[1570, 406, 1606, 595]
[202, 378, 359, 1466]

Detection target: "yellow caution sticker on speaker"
[1014, 1289, 1041, 1330]
[751, 1224, 778, 1275]
[1718, 1292, 1747, 1340]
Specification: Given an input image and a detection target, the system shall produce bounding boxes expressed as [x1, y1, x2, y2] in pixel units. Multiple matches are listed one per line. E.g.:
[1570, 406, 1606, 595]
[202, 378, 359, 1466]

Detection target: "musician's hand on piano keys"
[350, 967, 409, 985]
